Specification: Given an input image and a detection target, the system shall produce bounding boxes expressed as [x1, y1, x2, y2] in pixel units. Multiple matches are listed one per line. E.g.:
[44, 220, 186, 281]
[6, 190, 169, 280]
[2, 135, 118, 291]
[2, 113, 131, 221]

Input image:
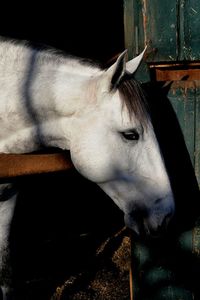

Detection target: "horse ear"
[126, 46, 147, 74]
[104, 50, 127, 90]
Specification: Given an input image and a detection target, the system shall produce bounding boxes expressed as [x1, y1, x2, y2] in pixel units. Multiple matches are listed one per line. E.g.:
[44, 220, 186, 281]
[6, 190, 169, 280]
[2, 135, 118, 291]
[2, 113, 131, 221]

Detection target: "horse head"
[69, 49, 175, 238]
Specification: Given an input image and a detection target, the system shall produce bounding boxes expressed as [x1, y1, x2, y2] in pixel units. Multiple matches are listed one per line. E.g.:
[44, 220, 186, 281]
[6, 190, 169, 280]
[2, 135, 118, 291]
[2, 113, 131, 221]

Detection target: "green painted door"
[124, 0, 200, 61]
[124, 1, 200, 299]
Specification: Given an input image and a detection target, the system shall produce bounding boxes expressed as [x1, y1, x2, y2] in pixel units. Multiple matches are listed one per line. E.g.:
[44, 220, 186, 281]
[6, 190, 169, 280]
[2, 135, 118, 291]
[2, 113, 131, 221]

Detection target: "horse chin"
[124, 214, 140, 236]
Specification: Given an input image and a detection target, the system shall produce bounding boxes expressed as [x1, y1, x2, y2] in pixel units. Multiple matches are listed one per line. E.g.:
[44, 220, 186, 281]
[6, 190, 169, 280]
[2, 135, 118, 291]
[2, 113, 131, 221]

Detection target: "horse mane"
[118, 76, 149, 126]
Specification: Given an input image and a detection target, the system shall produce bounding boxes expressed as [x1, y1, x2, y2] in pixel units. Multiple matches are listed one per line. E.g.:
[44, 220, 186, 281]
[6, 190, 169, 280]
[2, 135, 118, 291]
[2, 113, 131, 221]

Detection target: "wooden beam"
[149, 62, 200, 81]
[0, 152, 74, 179]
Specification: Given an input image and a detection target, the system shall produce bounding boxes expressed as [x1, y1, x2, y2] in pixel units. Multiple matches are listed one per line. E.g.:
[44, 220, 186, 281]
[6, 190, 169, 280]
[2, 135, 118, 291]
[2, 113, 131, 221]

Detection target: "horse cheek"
[70, 139, 113, 183]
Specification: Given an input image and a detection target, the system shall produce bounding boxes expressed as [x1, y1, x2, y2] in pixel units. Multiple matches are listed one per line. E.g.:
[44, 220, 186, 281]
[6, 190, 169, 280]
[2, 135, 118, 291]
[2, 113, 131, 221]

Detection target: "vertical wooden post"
[129, 263, 134, 300]
[124, 0, 135, 59]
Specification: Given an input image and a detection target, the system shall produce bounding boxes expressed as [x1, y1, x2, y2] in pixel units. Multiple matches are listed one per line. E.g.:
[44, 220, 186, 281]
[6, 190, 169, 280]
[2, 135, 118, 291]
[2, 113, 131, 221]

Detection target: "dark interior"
[0, 1, 124, 62]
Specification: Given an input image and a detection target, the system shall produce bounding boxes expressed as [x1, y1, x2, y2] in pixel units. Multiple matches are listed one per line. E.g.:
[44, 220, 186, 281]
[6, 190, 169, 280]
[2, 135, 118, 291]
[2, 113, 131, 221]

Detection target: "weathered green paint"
[124, 0, 200, 62]
[124, 0, 178, 61]
[181, 0, 200, 60]
[123, 0, 135, 60]
[143, 0, 178, 62]
[168, 82, 196, 166]
[168, 81, 200, 185]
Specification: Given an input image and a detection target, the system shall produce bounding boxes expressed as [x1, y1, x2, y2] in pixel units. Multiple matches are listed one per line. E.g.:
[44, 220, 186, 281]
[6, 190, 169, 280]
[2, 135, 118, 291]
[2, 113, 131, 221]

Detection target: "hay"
[51, 229, 131, 300]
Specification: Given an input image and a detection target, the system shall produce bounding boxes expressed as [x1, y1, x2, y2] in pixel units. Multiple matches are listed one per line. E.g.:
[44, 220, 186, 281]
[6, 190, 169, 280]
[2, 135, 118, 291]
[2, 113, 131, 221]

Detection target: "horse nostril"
[151, 214, 172, 237]
[162, 212, 173, 230]
[145, 215, 171, 238]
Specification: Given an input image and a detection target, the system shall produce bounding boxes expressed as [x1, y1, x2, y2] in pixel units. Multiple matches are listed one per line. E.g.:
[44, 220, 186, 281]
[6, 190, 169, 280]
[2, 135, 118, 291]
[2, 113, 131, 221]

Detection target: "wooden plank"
[124, 0, 151, 82]
[129, 0, 178, 62]
[153, 68, 200, 81]
[124, 0, 145, 58]
[182, 0, 200, 60]
[0, 152, 73, 179]
[150, 62, 200, 81]
[124, 0, 135, 59]
[145, 0, 178, 62]
[177, 0, 186, 60]
[195, 85, 200, 186]
[129, 264, 134, 300]
[184, 84, 196, 166]
[168, 81, 196, 165]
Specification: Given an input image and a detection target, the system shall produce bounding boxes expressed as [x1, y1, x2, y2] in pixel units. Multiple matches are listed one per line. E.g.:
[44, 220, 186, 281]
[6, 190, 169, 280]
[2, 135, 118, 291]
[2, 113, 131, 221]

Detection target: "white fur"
[0, 40, 175, 298]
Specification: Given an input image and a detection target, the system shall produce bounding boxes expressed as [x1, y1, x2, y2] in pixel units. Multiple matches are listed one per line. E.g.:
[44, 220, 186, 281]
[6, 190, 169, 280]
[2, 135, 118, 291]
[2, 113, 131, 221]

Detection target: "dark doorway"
[0, 1, 124, 62]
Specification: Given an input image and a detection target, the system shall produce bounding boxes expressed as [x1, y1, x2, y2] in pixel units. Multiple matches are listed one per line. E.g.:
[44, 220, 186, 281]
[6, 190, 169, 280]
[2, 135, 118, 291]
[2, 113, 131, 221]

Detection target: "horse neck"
[0, 42, 102, 153]
[31, 60, 101, 150]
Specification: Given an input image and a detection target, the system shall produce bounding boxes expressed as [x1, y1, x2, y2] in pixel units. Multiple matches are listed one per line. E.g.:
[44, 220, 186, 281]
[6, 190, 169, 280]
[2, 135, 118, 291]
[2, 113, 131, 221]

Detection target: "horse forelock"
[118, 76, 149, 127]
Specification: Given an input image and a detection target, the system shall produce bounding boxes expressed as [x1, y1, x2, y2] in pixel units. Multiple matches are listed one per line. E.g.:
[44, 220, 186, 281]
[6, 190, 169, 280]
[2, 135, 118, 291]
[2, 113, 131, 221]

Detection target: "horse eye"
[121, 130, 140, 141]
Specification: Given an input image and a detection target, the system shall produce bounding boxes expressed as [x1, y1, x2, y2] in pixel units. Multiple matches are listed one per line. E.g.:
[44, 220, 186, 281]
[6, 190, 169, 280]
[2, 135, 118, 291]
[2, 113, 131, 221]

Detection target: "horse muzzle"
[124, 208, 174, 238]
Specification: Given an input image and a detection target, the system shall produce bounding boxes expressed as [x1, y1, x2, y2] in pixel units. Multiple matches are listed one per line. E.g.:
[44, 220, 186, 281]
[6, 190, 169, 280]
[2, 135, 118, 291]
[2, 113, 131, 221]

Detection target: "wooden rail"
[149, 62, 200, 81]
[0, 152, 74, 179]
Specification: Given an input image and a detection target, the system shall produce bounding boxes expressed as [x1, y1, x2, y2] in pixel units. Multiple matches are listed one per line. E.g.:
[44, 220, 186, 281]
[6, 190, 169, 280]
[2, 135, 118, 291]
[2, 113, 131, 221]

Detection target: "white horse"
[0, 38, 175, 299]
